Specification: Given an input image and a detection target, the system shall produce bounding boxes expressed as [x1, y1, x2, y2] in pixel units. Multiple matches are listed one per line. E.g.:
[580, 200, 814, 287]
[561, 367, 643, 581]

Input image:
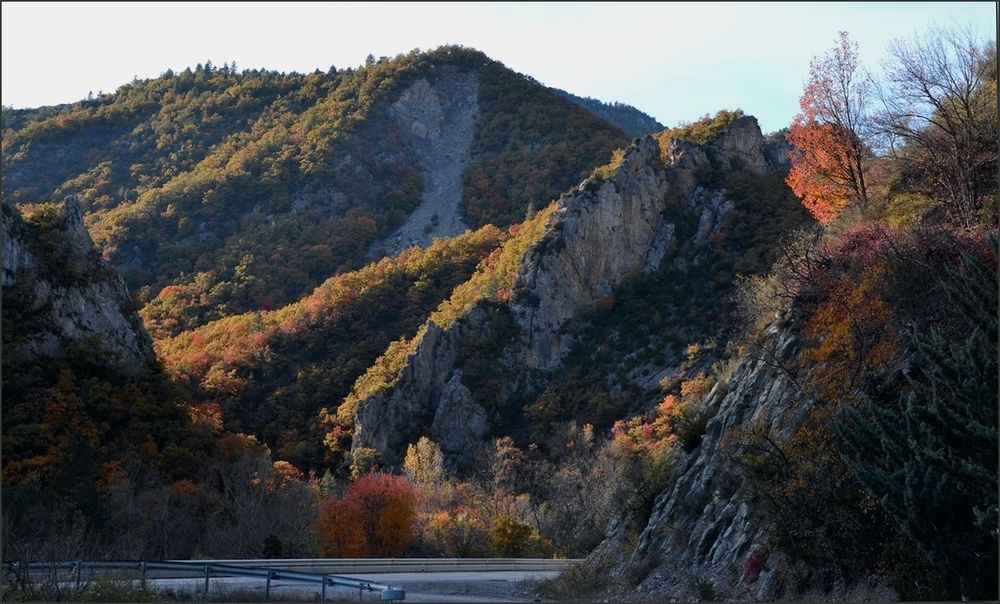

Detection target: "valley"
[2, 22, 996, 603]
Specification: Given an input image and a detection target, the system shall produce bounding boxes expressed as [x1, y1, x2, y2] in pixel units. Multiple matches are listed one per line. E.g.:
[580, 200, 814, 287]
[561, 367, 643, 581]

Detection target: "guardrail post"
[321, 577, 327, 602]
[265, 570, 272, 602]
[139, 561, 146, 586]
[203, 564, 211, 600]
[74, 560, 81, 591]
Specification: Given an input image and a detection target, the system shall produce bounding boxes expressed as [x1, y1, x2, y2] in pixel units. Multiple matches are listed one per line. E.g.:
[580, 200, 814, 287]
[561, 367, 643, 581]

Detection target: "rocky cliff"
[2, 199, 155, 375]
[588, 311, 900, 602]
[511, 136, 673, 372]
[350, 116, 792, 466]
[591, 313, 806, 599]
[352, 312, 491, 463]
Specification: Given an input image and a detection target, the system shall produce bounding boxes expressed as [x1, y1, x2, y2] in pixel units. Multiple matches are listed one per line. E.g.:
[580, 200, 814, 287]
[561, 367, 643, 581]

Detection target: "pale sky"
[1, 2, 996, 133]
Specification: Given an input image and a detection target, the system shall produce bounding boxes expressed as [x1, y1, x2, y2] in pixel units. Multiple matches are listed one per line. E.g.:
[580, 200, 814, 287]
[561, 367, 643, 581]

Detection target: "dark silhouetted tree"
[837, 242, 998, 601]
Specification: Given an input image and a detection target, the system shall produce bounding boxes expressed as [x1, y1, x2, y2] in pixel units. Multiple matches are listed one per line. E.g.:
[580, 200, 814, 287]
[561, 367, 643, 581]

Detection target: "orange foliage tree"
[423, 506, 489, 557]
[786, 122, 858, 224]
[314, 472, 417, 557]
[802, 263, 897, 401]
[314, 497, 366, 557]
[786, 32, 873, 224]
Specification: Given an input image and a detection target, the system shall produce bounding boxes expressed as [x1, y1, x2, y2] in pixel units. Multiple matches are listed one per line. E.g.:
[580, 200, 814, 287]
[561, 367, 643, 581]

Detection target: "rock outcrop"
[590, 310, 897, 602]
[351, 115, 788, 466]
[368, 68, 478, 258]
[589, 314, 805, 599]
[2, 199, 156, 375]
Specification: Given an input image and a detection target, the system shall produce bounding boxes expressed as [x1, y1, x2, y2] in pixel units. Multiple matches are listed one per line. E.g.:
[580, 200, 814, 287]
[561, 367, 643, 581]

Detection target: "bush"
[591, 147, 626, 180]
[673, 403, 712, 453]
[422, 508, 489, 557]
[653, 109, 745, 151]
[536, 560, 619, 600]
[733, 272, 782, 336]
[488, 516, 552, 557]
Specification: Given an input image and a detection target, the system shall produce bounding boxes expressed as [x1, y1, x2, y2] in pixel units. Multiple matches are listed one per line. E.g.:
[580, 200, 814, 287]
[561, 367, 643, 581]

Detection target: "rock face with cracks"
[588, 312, 897, 602]
[590, 315, 806, 600]
[2, 198, 155, 375]
[510, 136, 674, 372]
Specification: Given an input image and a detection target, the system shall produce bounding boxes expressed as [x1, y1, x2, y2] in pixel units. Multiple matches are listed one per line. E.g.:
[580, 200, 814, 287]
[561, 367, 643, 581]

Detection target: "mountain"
[339, 114, 807, 468]
[4, 39, 994, 601]
[3, 47, 628, 337]
[551, 88, 665, 138]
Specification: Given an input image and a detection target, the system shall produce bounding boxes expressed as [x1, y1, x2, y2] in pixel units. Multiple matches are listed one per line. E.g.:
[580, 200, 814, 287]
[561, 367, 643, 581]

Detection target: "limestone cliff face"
[594, 311, 899, 602]
[352, 311, 490, 465]
[2, 199, 155, 375]
[351, 116, 786, 466]
[511, 136, 673, 371]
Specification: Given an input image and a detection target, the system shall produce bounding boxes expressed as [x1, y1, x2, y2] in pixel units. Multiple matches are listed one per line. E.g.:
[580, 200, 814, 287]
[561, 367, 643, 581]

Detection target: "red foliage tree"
[786, 32, 873, 224]
[314, 472, 416, 557]
[786, 121, 858, 224]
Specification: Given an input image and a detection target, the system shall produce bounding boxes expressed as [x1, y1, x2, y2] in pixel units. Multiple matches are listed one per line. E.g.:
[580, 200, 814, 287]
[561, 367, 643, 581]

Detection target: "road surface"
[147, 569, 559, 602]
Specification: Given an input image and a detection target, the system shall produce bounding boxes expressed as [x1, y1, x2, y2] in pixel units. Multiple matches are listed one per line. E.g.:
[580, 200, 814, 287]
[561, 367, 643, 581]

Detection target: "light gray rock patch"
[369, 69, 479, 258]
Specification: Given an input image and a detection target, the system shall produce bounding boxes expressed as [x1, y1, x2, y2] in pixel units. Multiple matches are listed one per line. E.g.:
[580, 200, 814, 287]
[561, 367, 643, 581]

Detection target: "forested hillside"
[3, 47, 628, 336]
[157, 226, 506, 470]
[551, 88, 665, 138]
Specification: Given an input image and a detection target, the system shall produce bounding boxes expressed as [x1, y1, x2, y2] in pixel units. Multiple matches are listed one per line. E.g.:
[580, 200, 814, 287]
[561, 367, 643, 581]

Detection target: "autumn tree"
[204, 434, 316, 557]
[314, 472, 416, 557]
[787, 32, 874, 223]
[314, 497, 365, 557]
[422, 507, 489, 557]
[876, 25, 997, 226]
[403, 437, 446, 488]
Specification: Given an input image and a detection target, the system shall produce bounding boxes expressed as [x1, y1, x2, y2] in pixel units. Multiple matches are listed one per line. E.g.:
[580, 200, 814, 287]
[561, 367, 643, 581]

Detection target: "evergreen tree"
[837, 242, 998, 601]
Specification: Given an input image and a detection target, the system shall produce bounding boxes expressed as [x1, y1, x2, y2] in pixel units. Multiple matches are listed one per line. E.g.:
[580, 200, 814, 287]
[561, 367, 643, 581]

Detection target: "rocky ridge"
[593, 314, 805, 600]
[350, 116, 788, 466]
[590, 312, 897, 602]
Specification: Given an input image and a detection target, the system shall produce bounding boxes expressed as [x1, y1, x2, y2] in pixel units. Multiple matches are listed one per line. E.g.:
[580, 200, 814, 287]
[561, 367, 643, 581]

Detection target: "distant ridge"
[551, 88, 664, 137]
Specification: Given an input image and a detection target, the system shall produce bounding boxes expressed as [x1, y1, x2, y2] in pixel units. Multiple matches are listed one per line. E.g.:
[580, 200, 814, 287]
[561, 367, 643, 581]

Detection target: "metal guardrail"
[3, 559, 406, 601]
[191, 557, 583, 574]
